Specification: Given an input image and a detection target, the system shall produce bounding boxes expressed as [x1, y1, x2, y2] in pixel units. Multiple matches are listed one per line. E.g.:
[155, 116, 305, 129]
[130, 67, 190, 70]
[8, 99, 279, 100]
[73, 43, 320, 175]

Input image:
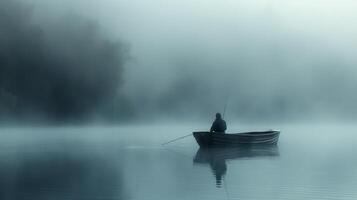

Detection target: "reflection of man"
[210, 158, 227, 187]
[210, 113, 227, 133]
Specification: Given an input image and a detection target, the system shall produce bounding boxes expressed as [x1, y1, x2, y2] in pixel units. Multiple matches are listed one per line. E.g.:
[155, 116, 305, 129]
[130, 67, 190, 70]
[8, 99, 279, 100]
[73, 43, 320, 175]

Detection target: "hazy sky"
[3, 0, 357, 121]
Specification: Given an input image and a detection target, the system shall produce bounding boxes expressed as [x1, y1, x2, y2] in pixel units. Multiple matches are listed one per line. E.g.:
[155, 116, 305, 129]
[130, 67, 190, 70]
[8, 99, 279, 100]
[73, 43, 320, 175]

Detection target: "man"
[210, 113, 227, 133]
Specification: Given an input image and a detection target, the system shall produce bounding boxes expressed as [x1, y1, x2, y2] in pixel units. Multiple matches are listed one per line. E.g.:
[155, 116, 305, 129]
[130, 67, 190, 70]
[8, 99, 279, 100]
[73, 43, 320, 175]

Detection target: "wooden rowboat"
[193, 130, 280, 147]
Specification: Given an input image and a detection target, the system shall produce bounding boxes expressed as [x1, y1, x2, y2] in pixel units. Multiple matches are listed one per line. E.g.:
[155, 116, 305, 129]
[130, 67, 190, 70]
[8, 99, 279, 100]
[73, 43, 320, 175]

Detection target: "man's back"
[210, 117, 227, 133]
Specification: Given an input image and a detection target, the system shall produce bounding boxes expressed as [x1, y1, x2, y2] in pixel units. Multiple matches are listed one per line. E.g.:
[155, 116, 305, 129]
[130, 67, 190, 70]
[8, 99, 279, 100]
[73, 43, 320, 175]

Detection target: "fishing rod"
[222, 87, 231, 120]
[161, 133, 192, 145]
[222, 96, 229, 119]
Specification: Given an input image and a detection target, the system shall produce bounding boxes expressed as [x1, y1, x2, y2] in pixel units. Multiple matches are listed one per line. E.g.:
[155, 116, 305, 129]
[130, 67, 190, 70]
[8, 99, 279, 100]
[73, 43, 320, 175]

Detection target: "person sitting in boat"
[210, 113, 227, 133]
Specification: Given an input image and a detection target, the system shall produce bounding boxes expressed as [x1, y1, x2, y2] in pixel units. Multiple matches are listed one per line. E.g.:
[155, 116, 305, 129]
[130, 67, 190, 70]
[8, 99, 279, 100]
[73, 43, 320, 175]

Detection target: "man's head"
[216, 113, 222, 119]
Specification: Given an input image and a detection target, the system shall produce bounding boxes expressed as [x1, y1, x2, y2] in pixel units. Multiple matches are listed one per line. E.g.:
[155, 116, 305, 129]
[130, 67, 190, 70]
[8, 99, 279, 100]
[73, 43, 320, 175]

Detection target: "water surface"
[1, 123, 357, 200]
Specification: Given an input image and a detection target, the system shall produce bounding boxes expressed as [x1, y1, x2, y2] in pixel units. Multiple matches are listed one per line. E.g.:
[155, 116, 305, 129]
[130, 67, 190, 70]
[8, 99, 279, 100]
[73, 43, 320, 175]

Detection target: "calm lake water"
[1, 123, 357, 200]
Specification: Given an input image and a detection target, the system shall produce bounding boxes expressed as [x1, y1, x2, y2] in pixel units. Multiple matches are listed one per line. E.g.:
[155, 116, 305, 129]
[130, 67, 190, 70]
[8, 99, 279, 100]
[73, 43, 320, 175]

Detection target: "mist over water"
[113, 0, 357, 121]
[2, 1, 357, 199]
[1, 2, 357, 200]
[1, 0, 357, 122]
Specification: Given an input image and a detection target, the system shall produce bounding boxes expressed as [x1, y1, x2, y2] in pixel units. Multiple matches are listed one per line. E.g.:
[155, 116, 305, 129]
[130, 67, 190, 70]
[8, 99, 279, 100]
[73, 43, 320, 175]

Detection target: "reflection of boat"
[193, 130, 280, 147]
[193, 146, 279, 187]
[194, 145, 280, 163]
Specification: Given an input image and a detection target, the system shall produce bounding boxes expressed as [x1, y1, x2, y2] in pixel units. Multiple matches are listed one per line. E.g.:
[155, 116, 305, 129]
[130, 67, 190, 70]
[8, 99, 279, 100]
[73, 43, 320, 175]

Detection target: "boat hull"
[193, 130, 280, 147]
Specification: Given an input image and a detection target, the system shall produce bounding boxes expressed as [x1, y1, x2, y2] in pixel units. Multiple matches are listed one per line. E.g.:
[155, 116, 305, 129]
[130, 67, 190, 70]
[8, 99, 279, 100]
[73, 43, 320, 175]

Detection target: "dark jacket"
[210, 118, 227, 133]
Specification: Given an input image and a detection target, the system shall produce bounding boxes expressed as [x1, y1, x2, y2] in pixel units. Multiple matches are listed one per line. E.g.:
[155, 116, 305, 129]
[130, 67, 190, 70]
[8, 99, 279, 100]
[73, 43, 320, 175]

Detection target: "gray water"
[1, 123, 357, 200]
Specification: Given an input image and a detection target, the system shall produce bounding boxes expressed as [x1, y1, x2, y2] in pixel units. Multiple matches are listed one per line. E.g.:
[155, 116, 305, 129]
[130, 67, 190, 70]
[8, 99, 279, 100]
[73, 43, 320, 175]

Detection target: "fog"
[2, 0, 357, 123]
[0, 0, 129, 122]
